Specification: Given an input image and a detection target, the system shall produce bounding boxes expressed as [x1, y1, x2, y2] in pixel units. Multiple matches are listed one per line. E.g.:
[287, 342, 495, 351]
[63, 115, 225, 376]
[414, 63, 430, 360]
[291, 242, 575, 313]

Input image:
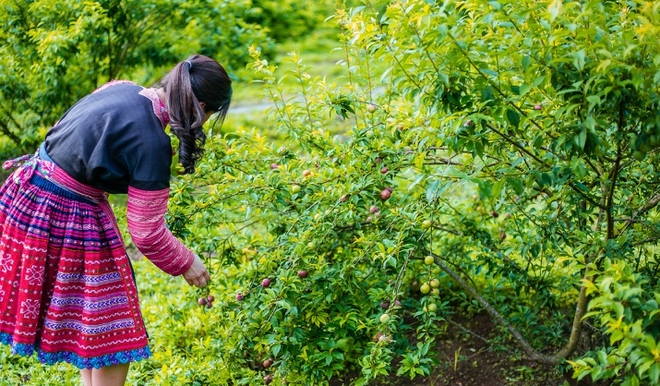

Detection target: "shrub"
[168, 0, 660, 384]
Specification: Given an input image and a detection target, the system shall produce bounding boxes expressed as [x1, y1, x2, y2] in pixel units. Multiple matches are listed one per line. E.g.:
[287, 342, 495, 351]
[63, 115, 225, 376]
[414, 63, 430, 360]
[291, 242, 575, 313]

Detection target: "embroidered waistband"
[3, 143, 108, 203]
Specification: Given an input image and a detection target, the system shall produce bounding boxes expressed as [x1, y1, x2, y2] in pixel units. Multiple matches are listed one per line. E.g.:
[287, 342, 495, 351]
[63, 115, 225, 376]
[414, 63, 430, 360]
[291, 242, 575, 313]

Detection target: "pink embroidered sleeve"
[126, 186, 195, 276]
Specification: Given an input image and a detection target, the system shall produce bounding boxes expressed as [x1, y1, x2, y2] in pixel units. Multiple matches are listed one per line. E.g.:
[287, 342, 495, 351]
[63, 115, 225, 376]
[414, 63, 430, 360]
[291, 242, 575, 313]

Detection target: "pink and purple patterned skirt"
[0, 149, 150, 369]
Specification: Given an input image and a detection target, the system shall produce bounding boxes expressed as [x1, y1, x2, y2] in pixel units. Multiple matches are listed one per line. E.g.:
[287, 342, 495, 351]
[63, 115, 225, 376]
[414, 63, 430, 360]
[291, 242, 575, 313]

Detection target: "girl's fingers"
[184, 271, 210, 287]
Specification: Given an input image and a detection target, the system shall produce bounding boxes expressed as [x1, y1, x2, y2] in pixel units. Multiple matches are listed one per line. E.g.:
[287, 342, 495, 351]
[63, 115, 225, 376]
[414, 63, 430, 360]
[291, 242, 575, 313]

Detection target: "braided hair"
[160, 55, 232, 173]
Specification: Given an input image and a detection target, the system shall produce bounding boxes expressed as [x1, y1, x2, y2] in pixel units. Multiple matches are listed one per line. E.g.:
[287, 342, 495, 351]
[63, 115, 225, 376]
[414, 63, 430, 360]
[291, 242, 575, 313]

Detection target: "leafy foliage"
[0, 0, 659, 385]
[0, 0, 277, 155]
[165, 0, 660, 384]
[573, 259, 660, 385]
[243, 0, 334, 42]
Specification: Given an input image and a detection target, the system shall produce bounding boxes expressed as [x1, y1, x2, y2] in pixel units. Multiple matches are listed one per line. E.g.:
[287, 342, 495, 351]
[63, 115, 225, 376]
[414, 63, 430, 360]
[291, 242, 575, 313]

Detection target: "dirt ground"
[331, 313, 570, 386]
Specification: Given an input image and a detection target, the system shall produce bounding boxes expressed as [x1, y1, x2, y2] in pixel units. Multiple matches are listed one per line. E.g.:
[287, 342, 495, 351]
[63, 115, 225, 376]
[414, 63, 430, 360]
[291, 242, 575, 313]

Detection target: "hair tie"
[184, 60, 193, 70]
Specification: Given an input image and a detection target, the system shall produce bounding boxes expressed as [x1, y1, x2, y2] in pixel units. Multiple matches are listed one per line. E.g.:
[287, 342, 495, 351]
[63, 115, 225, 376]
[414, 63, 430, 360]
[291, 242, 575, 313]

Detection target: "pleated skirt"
[0, 155, 150, 369]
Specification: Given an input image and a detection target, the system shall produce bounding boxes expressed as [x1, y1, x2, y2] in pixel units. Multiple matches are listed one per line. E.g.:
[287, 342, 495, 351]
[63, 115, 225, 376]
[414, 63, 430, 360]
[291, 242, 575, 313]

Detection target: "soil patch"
[331, 313, 568, 386]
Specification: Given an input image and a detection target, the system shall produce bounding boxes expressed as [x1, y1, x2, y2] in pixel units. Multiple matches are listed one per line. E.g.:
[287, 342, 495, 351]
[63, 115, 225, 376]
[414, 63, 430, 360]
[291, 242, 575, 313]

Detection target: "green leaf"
[590, 366, 603, 381]
[522, 55, 532, 71]
[649, 363, 660, 384]
[621, 375, 640, 386]
[532, 75, 546, 87]
[492, 179, 505, 198]
[506, 176, 524, 194]
[638, 357, 654, 374]
[574, 127, 587, 150]
[409, 174, 426, 191]
[426, 180, 441, 203]
[384, 255, 397, 268]
[573, 49, 586, 71]
[520, 83, 532, 97]
[477, 179, 494, 198]
[272, 344, 281, 357]
[481, 86, 495, 102]
[506, 108, 520, 128]
[587, 95, 601, 112]
[548, 0, 563, 21]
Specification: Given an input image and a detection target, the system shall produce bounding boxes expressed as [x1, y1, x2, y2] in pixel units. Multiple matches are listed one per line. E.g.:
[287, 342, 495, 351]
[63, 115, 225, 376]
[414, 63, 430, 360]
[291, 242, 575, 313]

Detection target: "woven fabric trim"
[0, 332, 151, 369]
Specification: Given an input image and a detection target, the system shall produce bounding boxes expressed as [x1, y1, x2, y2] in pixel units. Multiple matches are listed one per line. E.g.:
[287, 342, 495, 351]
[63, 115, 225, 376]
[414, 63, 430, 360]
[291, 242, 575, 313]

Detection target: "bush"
[167, 0, 660, 384]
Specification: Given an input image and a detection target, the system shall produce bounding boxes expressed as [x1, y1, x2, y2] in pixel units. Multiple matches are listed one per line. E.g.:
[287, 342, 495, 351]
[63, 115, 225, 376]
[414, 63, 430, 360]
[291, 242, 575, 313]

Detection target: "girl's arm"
[126, 186, 194, 276]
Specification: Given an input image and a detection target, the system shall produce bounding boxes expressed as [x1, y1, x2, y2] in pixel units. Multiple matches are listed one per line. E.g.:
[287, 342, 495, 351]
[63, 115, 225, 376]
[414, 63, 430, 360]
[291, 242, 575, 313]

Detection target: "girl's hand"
[182, 254, 210, 287]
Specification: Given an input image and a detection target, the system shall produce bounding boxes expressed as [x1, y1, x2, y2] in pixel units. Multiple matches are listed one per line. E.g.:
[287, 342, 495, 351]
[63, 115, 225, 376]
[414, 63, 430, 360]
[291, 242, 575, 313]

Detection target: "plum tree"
[167, 0, 660, 384]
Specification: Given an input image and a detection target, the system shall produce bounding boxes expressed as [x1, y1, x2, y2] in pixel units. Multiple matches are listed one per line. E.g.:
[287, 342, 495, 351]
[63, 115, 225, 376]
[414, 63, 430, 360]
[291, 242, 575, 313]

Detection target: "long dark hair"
[160, 54, 232, 173]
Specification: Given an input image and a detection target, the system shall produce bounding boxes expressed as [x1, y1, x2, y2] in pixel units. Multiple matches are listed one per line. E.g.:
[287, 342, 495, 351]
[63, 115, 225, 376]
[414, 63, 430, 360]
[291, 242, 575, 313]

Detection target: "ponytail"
[160, 55, 232, 173]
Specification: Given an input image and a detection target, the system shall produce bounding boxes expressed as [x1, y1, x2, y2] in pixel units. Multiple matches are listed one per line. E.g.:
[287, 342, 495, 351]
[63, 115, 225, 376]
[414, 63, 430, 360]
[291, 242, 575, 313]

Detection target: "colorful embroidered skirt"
[0, 151, 150, 369]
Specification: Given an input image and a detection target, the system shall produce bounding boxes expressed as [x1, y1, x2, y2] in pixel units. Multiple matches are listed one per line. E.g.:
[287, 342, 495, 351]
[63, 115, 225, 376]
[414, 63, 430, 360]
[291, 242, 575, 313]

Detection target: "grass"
[229, 23, 348, 115]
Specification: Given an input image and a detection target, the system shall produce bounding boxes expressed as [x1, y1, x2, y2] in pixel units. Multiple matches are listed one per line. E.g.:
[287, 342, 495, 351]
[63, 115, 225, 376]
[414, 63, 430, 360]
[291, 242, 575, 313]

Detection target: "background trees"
[0, 0, 331, 156]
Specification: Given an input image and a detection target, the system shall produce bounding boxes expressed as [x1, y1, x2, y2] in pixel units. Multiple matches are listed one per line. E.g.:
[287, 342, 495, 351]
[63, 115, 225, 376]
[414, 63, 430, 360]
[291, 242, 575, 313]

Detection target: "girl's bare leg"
[80, 363, 130, 386]
[81, 369, 92, 386]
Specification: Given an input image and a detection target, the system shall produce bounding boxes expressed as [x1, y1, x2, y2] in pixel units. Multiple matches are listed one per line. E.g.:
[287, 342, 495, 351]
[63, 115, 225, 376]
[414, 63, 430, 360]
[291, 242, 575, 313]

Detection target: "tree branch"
[618, 191, 660, 237]
[432, 252, 593, 365]
[0, 110, 23, 145]
[485, 122, 604, 210]
[605, 133, 623, 239]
